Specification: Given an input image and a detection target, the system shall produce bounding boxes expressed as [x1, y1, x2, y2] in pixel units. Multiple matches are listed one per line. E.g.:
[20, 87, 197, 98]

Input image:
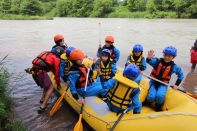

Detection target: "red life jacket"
[150, 59, 174, 84]
[70, 65, 93, 88]
[191, 49, 197, 63]
[32, 52, 53, 71]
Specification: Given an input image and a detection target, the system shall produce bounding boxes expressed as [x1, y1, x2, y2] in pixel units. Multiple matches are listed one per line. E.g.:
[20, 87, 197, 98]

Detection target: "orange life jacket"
[150, 59, 174, 84]
[32, 52, 53, 71]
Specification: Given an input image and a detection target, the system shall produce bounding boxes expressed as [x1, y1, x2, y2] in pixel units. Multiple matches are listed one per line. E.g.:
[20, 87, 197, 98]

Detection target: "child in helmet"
[146, 46, 184, 111]
[125, 44, 146, 71]
[68, 49, 106, 104]
[190, 39, 197, 72]
[105, 64, 142, 114]
[97, 35, 120, 63]
[95, 49, 117, 91]
[59, 47, 75, 83]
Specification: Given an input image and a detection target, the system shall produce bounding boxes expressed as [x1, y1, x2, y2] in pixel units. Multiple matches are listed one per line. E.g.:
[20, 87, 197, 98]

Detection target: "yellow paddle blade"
[74, 114, 83, 131]
[49, 91, 66, 116]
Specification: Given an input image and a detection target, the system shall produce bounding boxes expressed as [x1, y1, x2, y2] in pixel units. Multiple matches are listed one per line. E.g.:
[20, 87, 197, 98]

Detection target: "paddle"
[141, 72, 197, 99]
[110, 108, 129, 131]
[49, 87, 66, 116]
[74, 68, 90, 131]
[98, 22, 101, 46]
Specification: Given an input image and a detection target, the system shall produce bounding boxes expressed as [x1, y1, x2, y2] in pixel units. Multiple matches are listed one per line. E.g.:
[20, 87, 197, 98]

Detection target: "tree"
[0, 0, 12, 13]
[91, 0, 113, 17]
[20, 0, 43, 15]
[127, 0, 146, 12]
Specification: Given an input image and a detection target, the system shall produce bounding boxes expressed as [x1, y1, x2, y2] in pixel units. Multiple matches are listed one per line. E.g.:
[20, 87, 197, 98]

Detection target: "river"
[0, 18, 197, 131]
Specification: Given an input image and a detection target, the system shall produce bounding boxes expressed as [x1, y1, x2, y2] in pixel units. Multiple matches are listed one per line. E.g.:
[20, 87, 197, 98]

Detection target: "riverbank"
[0, 13, 53, 20]
[0, 56, 25, 131]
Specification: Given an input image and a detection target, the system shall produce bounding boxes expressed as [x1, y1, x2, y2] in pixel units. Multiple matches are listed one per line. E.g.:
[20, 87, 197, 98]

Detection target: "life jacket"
[100, 60, 113, 81]
[60, 54, 73, 77]
[150, 58, 174, 84]
[70, 65, 93, 88]
[191, 49, 197, 63]
[129, 52, 144, 67]
[32, 51, 53, 71]
[107, 73, 139, 110]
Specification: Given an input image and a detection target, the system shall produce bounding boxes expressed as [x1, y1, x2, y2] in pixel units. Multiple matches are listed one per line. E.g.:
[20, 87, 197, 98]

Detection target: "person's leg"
[40, 89, 46, 103]
[191, 63, 196, 72]
[155, 85, 168, 111]
[40, 84, 53, 109]
[146, 82, 157, 103]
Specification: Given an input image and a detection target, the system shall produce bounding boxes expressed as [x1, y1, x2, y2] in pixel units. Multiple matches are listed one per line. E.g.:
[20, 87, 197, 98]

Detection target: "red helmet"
[105, 35, 114, 43]
[69, 49, 85, 60]
[54, 34, 64, 42]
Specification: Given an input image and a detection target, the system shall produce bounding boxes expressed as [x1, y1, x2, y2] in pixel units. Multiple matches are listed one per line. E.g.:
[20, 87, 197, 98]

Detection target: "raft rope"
[62, 88, 197, 129]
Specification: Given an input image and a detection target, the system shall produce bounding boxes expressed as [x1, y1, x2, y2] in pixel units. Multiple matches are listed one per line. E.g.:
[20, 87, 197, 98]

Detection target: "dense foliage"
[0, 0, 196, 18]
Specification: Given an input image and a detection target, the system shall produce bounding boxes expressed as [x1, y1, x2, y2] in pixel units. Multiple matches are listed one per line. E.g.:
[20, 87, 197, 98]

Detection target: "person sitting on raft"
[68, 49, 106, 104]
[97, 35, 120, 63]
[59, 47, 75, 83]
[95, 49, 117, 91]
[146, 46, 184, 112]
[52, 34, 67, 50]
[105, 64, 142, 114]
[125, 43, 146, 71]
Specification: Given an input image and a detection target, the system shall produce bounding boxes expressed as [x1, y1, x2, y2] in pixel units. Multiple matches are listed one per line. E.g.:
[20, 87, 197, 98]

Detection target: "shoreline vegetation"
[0, 56, 25, 131]
[0, 0, 196, 20]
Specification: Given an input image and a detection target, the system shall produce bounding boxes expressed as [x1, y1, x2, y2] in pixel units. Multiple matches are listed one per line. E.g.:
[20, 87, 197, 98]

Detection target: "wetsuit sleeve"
[54, 58, 61, 86]
[103, 79, 117, 90]
[111, 63, 117, 75]
[172, 65, 184, 86]
[68, 72, 80, 96]
[146, 57, 160, 68]
[113, 48, 120, 63]
[140, 57, 147, 71]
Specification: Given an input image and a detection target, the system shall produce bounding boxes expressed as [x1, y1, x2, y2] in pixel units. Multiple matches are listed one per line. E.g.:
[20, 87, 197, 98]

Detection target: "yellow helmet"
[82, 57, 94, 68]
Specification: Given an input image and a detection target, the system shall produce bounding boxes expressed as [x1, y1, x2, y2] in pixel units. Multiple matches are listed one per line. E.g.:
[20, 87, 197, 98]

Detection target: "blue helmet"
[133, 44, 143, 52]
[163, 46, 177, 57]
[51, 46, 64, 57]
[66, 47, 75, 57]
[101, 49, 111, 56]
[123, 64, 140, 80]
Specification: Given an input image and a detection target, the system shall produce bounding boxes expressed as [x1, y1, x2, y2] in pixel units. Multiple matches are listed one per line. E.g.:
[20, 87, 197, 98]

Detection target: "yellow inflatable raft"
[50, 73, 197, 131]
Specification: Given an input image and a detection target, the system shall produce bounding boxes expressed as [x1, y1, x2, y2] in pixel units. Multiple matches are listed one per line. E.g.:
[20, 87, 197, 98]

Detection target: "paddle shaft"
[110, 108, 128, 131]
[141, 73, 191, 94]
[79, 68, 90, 114]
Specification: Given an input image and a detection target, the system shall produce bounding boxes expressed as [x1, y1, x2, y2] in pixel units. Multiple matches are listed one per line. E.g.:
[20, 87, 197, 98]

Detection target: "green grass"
[0, 56, 26, 131]
[0, 13, 53, 20]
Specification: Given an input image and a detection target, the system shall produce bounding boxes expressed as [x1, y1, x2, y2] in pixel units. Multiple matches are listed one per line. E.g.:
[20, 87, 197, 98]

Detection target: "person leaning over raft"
[105, 64, 142, 114]
[190, 39, 197, 72]
[125, 43, 146, 71]
[25, 46, 64, 113]
[97, 35, 120, 63]
[146, 46, 184, 112]
[68, 49, 106, 104]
